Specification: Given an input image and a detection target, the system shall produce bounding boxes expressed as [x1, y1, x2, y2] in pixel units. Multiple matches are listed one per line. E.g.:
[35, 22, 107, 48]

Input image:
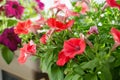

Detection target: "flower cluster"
[1, 0, 120, 80]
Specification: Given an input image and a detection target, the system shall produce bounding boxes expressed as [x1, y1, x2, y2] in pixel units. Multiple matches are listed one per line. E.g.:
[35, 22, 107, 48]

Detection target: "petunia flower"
[111, 27, 120, 44]
[0, 27, 21, 51]
[18, 40, 36, 64]
[75, 1, 89, 14]
[40, 34, 47, 44]
[5, 1, 24, 19]
[80, 2, 89, 14]
[56, 38, 86, 66]
[56, 50, 71, 66]
[63, 38, 86, 58]
[40, 29, 55, 44]
[110, 27, 120, 51]
[106, 0, 120, 9]
[47, 18, 74, 31]
[14, 20, 32, 35]
[35, 0, 44, 10]
[50, 1, 79, 18]
[87, 26, 98, 35]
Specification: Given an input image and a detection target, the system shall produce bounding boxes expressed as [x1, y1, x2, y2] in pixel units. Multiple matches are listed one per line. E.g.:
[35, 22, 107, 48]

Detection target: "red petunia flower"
[56, 50, 71, 66]
[14, 20, 32, 34]
[40, 34, 47, 44]
[106, 0, 120, 9]
[18, 40, 36, 64]
[40, 29, 54, 44]
[56, 38, 86, 66]
[111, 27, 120, 44]
[63, 38, 86, 58]
[47, 18, 74, 31]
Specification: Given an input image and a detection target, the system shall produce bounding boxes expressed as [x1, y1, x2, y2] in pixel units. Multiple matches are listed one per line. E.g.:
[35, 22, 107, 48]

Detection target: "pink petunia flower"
[18, 40, 36, 64]
[87, 26, 98, 35]
[35, 0, 44, 10]
[50, 1, 79, 18]
[81, 2, 89, 14]
[75, 1, 89, 14]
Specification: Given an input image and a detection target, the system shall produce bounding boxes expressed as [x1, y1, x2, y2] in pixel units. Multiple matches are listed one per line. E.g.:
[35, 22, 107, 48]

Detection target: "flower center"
[75, 46, 80, 51]
[7, 33, 14, 40]
[12, 4, 18, 9]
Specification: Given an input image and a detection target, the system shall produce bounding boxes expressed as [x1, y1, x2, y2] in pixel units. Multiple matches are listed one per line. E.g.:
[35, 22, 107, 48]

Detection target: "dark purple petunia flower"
[35, 0, 44, 10]
[5, 1, 24, 19]
[0, 27, 21, 51]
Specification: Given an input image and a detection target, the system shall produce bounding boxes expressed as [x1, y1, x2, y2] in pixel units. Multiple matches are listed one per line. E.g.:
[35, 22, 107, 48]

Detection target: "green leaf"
[81, 58, 98, 70]
[72, 74, 80, 80]
[1, 45, 14, 64]
[64, 73, 73, 80]
[49, 65, 64, 80]
[84, 74, 98, 80]
[74, 66, 85, 75]
[98, 64, 112, 80]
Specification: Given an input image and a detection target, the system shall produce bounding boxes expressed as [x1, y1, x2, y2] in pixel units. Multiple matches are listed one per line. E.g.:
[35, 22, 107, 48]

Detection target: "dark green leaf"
[1, 46, 14, 64]
[98, 64, 112, 80]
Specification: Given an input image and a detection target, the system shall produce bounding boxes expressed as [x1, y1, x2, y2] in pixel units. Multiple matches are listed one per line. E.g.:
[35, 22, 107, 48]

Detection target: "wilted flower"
[5, 1, 24, 19]
[0, 27, 21, 51]
[87, 26, 98, 35]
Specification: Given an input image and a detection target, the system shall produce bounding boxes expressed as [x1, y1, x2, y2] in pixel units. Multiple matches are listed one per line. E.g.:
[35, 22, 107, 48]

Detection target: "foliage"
[1, 0, 120, 80]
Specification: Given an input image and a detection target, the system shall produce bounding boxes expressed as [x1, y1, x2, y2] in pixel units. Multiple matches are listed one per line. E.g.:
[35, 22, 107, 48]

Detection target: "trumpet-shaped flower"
[106, 0, 120, 9]
[81, 2, 89, 14]
[63, 38, 86, 58]
[56, 50, 70, 66]
[50, 1, 79, 18]
[47, 18, 74, 31]
[0, 27, 21, 51]
[56, 38, 86, 66]
[35, 0, 44, 10]
[14, 20, 32, 34]
[111, 27, 120, 44]
[5, 1, 24, 19]
[18, 40, 36, 64]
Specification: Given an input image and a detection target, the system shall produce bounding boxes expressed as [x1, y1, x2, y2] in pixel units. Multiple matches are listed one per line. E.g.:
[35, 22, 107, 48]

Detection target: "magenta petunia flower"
[5, 1, 24, 19]
[0, 27, 21, 51]
[35, 0, 44, 10]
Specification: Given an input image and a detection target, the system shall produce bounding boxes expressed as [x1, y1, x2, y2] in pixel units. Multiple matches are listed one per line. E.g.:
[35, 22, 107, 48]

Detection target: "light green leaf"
[81, 58, 98, 70]
[49, 65, 64, 80]
[72, 74, 80, 80]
